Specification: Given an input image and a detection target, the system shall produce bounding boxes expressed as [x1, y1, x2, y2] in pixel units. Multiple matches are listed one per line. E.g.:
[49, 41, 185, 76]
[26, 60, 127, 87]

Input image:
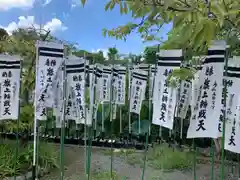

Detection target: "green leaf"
[215, 3, 226, 16]
[226, 9, 240, 16]
[102, 29, 107, 37]
[138, 26, 144, 33]
[105, 1, 112, 11]
[81, 0, 86, 6]
[109, 1, 115, 10]
[144, 35, 154, 41]
[120, 2, 124, 14]
[123, 2, 128, 14]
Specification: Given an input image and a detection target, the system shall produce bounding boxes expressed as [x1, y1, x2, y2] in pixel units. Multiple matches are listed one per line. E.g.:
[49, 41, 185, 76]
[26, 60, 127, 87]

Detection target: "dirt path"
[41, 145, 239, 180]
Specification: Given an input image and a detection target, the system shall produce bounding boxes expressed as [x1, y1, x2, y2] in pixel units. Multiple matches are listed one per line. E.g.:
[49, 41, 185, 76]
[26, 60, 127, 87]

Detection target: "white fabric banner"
[116, 66, 126, 105]
[152, 50, 182, 130]
[129, 69, 147, 114]
[177, 80, 191, 119]
[190, 63, 204, 115]
[149, 64, 156, 95]
[0, 55, 21, 120]
[52, 64, 64, 128]
[100, 66, 111, 102]
[187, 41, 226, 138]
[66, 57, 86, 124]
[224, 57, 240, 153]
[95, 65, 103, 103]
[225, 104, 240, 153]
[128, 66, 133, 101]
[35, 41, 64, 120]
[112, 65, 119, 103]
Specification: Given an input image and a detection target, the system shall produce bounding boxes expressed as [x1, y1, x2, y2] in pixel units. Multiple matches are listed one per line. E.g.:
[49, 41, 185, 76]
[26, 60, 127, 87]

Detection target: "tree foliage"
[144, 45, 159, 64]
[81, 0, 240, 55]
[76, 0, 238, 84]
[73, 49, 106, 64]
[0, 27, 77, 133]
[107, 47, 118, 60]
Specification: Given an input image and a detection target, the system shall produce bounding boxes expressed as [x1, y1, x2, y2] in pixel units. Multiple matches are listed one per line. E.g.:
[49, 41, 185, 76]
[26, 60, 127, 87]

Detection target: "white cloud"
[0, 0, 35, 11]
[70, 0, 91, 9]
[43, 18, 67, 32]
[1, 16, 67, 35]
[92, 49, 108, 59]
[42, 0, 52, 6]
[70, 0, 81, 9]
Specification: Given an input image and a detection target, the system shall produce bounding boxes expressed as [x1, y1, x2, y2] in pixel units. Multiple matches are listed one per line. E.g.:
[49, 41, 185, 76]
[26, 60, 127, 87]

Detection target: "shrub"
[147, 144, 193, 170]
[0, 140, 59, 178]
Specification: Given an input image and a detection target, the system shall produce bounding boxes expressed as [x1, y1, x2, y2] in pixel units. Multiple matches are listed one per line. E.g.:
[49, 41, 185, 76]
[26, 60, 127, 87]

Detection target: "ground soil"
[40, 144, 239, 180]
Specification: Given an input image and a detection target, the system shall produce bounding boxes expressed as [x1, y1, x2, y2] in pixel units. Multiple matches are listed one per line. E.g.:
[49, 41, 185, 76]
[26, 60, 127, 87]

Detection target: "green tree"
[73, 49, 106, 64]
[107, 47, 118, 61]
[81, 0, 239, 54]
[144, 45, 158, 64]
[0, 27, 75, 134]
[0, 28, 8, 40]
[0, 28, 9, 53]
[94, 50, 106, 63]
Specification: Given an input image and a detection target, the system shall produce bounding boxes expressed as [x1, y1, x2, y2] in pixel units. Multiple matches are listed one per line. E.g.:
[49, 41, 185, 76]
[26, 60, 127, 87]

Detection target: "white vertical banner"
[225, 105, 240, 153]
[65, 87, 77, 120]
[129, 69, 147, 114]
[137, 64, 149, 71]
[88, 65, 95, 114]
[112, 66, 119, 103]
[100, 66, 111, 102]
[116, 66, 126, 105]
[35, 41, 64, 120]
[86, 107, 92, 126]
[152, 50, 182, 130]
[224, 57, 240, 153]
[177, 80, 191, 119]
[66, 57, 86, 124]
[187, 41, 226, 138]
[128, 65, 133, 100]
[135, 64, 149, 100]
[95, 65, 103, 104]
[0, 55, 21, 120]
[217, 58, 240, 137]
[52, 64, 64, 128]
[149, 64, 156, 94]
[88, 65, 94, 91]
[190, 62, 203, 114]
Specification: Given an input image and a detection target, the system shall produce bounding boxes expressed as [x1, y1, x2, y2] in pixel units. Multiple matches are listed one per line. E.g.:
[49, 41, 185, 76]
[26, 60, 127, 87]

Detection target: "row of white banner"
[1, 40, 240, 153]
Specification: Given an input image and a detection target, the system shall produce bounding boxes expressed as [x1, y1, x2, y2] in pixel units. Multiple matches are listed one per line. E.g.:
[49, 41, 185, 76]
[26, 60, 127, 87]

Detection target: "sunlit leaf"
[81, 0, 86, 6]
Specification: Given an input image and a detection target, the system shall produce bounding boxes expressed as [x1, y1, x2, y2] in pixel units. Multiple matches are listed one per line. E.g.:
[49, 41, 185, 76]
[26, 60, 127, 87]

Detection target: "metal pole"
[83, 53, 88, 176]
[102, 102, 105, 135]
[32, 43, 40, 180]
[120, 106, 122, 134]
[14, 59, 23, 180]
[60, 49, 67, 180]
[220, 39, 230, 180]
[141, 64, 152, 180]
[87, 63, 96, 179]
[128, 64, 132, 139]
[110, 51, 115, 179]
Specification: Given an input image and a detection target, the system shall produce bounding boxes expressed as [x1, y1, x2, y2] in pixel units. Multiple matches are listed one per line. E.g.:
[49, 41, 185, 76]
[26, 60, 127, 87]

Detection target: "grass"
[0, 139, 59, 178]
[91, 171, 125, 180]
[102, 143, 193, 171]
[101, 148, 136, 157]
[146, 144, 193, 170]
[68, 171, 127, 180]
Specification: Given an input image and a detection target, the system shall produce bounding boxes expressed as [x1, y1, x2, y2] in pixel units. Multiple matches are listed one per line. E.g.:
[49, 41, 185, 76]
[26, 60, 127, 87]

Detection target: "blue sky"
[0, 0, 172, 56]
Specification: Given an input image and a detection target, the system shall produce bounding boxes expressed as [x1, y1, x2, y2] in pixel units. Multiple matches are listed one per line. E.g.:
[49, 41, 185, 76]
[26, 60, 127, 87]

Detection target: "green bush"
[0, 140, 59, 178]
[147, 144, 193, 170]
[122, 144, 193, 170]
[81, 171, 123, 180]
